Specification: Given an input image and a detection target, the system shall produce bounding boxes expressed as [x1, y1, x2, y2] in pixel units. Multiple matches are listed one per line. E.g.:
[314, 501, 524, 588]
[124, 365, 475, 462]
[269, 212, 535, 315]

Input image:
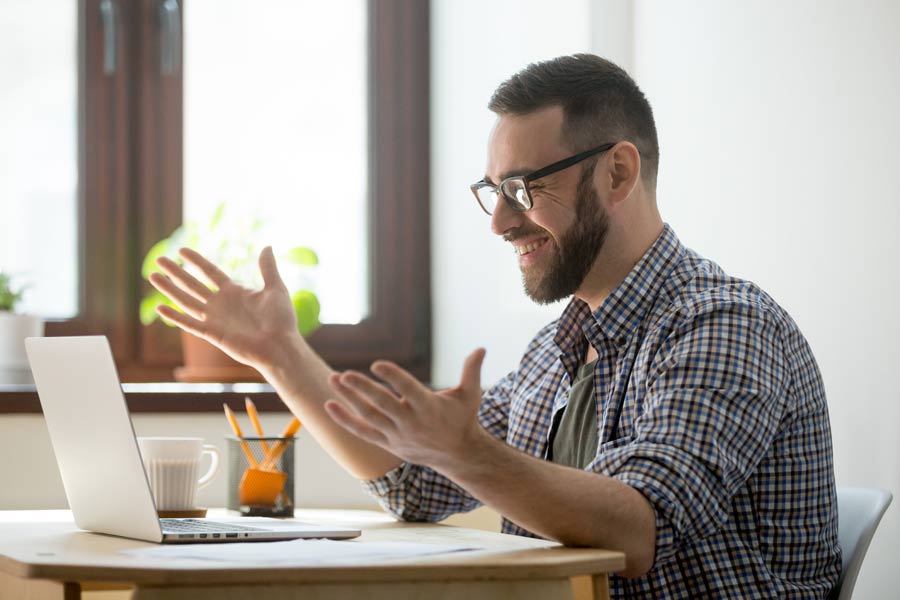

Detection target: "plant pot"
[173, 331, 264, 383]
[0, 313, 44, 384]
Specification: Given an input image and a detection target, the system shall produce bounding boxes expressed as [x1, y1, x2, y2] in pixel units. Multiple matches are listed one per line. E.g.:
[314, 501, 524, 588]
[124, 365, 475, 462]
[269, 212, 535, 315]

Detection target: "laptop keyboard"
[160, 518, 268, 533]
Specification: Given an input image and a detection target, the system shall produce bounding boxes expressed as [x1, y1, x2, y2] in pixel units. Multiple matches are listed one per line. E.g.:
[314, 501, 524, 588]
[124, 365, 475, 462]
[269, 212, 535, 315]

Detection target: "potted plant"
[140, 203, 321, 382]
[0, 272, 44, 384]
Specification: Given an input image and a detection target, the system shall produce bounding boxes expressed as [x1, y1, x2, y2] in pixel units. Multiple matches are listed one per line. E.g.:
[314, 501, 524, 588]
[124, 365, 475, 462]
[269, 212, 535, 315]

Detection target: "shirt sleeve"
[360, 369, 514, 522]
[587, 301, 790, 563]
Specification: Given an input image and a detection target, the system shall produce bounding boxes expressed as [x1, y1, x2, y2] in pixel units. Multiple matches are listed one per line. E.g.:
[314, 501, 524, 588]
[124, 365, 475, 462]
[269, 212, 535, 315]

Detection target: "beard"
[521, 165, 609, 304]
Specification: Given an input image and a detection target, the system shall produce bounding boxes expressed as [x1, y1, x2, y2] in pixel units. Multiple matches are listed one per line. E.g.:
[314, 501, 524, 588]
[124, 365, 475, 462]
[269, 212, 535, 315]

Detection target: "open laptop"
[26, 335, 360, 544]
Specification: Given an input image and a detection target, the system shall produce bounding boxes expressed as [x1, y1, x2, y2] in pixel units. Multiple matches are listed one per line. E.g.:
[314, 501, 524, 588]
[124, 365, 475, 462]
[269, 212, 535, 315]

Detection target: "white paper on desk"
[122, 539, 479, 565]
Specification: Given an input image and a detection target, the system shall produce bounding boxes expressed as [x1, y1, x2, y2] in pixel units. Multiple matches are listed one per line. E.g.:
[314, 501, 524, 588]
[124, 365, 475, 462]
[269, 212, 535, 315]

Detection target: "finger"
[324, 399, 390, 446]
[156, 256, 213, 301]
[148, 273, 207, 319]
[156, 305, 209, 338]
[259, 246, 287, 290]
[458, 348, 486, 394]
[339, 370, 410, 416]
[370, 360, 430, 399]
[329, 372, 398, 430]
[178, 247, 231, 289]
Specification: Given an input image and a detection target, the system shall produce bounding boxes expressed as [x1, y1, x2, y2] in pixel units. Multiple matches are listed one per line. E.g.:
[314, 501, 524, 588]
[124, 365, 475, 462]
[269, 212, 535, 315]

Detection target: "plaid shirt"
[363, 225, 840, 599]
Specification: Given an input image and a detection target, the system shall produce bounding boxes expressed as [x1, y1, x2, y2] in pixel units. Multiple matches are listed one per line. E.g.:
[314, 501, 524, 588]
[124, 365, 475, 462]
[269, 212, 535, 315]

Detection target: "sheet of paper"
[122, 539, 478, 565]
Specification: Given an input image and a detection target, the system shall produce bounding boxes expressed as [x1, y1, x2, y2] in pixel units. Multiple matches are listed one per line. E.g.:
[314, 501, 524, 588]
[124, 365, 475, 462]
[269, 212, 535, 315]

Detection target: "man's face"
[485, 107, 609, 304]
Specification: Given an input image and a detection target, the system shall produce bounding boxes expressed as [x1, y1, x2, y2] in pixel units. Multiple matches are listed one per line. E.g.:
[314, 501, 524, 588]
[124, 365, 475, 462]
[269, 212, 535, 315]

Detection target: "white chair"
[828, 487, 892, 600]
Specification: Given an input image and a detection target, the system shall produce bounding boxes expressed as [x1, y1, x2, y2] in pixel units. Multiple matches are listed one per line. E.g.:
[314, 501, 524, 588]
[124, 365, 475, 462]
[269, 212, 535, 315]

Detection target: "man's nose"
[490, 195, 524, 236]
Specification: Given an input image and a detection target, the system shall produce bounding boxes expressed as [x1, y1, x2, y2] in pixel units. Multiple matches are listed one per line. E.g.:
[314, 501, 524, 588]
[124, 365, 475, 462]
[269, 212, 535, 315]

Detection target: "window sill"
[0, 383, 287, 414]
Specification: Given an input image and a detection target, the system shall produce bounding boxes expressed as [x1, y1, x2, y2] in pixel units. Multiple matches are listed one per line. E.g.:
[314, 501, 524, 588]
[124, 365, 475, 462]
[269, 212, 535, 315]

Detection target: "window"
[183, 0, 370, 325]
[1, 0, 430, 384]
[0, 1, 78, 320]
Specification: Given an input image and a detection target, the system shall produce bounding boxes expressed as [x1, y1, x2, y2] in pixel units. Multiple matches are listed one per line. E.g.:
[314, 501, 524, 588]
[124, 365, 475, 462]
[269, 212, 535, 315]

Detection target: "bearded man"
[151, 54, 841, 598]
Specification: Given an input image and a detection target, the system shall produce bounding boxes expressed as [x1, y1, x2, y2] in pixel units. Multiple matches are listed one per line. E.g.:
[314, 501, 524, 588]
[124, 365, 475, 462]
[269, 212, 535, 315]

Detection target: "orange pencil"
[279, 417, 302, 439]
[223, 404, 259, 468]
[244, 397, 271, 455]
[260, 417, 302, 470]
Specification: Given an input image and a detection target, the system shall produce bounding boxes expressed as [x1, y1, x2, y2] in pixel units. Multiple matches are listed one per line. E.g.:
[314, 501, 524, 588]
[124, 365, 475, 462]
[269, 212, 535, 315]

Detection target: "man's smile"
[513, 237, 550, 256]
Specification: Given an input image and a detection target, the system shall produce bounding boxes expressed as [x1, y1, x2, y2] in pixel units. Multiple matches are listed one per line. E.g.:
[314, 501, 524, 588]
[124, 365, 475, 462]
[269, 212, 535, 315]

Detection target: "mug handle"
[197, 444, 220, 489]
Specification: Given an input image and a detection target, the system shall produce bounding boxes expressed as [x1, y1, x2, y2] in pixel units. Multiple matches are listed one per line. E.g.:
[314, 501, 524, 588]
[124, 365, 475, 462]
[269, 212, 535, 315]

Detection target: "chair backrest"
[828, 487, 892, 600]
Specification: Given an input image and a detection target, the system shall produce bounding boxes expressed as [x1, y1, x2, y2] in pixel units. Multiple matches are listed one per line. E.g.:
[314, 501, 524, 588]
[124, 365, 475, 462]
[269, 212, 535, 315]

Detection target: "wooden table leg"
[0, 570, 79, 600]
[591, 573, 611, 600]
[571, 574, 592, 599]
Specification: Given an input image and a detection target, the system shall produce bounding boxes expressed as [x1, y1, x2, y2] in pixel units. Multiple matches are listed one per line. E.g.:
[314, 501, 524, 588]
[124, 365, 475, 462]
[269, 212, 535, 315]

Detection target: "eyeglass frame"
[470, 141, 617, 216]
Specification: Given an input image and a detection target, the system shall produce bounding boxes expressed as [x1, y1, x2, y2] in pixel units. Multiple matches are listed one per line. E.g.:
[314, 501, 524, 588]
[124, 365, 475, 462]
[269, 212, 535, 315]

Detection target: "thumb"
[259, 246, 286, 289]
[458, 348, 486, 394]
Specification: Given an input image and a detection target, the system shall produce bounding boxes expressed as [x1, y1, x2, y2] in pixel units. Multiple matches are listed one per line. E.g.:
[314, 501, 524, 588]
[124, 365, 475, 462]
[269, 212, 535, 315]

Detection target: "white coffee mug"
[137, 437, 220, 511]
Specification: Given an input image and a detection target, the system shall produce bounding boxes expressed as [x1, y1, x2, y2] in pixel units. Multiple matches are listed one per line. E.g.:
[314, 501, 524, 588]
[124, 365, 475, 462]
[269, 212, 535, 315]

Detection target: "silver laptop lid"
[26, 336, 164, 543]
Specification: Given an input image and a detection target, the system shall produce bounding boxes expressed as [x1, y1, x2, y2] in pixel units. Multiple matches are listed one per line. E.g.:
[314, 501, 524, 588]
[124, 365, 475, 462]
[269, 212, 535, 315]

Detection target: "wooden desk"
[0, 509, 624, 600]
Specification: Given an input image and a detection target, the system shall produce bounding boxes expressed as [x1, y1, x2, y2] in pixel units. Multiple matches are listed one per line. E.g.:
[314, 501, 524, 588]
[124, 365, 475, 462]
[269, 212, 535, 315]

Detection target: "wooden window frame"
[41, 0, 430, 392]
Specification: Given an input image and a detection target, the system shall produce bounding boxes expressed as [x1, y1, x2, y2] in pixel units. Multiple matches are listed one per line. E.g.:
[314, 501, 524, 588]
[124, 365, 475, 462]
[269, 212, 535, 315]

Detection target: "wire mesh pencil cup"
[226, 436, 295, 517]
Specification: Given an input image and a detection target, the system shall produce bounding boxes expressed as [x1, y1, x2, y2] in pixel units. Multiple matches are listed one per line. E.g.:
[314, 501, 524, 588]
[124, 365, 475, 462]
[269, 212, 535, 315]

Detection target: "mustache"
[503, 226, 550, 243]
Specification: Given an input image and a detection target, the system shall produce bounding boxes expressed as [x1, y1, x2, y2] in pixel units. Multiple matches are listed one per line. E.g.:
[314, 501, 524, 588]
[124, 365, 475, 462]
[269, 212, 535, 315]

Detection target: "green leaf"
[139, 294, 161, 326]
[209, 202, 226, 230]
[291, 290, 321, 337]
[139, 290, 179, 326]
[141, 238, 170, 279]
[0, 272, 25, 312]
[283, 247, 319, 266]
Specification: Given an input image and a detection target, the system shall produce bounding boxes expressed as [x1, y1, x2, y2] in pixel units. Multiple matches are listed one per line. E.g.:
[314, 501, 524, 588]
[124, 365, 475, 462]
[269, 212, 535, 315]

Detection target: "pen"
[244, 397, 271, 455]
[223, 403, 259, 468]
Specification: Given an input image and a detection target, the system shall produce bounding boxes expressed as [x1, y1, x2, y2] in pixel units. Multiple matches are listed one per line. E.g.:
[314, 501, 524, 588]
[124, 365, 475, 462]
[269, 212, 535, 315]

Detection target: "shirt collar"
[554, 224, 684, 363]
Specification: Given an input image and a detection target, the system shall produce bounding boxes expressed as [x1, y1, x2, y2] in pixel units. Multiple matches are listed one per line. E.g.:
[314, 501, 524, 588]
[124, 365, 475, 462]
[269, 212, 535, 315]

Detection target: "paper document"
[122, 539, 478, 565]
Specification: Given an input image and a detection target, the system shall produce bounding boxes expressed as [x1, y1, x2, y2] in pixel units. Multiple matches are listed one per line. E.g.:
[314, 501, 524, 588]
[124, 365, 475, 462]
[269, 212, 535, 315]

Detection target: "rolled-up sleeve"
[361, 370, 515, 522]
[588, 302, 789, 562]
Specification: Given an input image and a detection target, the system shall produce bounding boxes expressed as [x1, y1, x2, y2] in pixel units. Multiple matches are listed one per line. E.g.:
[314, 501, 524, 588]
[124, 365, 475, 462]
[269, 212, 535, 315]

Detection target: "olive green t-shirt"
[548, 359, 598, 469]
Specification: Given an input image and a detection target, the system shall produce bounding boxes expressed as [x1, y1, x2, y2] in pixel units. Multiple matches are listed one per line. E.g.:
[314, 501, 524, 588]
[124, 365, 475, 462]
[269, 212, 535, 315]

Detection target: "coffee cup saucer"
[157, 508, 208, 518]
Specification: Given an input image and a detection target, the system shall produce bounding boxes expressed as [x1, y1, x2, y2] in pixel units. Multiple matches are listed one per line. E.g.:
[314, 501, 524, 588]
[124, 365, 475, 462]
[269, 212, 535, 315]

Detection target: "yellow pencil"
[223, 404, 259, 469]
[260, 417, 302, 470]
[244, 397, 271, 455]
[279, 417, 302, 439]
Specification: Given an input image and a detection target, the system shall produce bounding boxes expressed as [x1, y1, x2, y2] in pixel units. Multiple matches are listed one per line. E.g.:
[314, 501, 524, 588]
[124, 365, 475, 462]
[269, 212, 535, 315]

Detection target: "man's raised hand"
[324, 348, 488, 471]
[149, 246, 301, 369]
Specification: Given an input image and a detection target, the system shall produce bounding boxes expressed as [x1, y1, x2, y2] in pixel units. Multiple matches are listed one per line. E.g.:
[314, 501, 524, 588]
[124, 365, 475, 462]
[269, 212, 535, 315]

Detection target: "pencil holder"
[226, 436, 295, 517]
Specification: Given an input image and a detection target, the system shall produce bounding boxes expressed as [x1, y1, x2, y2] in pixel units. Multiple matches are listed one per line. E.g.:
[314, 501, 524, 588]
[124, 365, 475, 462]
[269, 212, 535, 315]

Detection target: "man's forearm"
[258, 334, 403, 480]
[434, 428, 657, 578]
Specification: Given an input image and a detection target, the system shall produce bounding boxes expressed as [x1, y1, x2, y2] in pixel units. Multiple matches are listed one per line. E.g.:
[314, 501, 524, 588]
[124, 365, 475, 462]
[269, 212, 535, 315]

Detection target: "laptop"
[26, 335, 360, 544]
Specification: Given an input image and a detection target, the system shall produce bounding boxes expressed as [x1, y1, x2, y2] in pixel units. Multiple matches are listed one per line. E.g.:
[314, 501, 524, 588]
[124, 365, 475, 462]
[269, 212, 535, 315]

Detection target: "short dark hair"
[488, 54, 659, 188]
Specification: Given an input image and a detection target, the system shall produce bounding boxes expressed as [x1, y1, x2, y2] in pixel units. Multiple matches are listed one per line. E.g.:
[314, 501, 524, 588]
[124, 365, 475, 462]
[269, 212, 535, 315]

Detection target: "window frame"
[42, 0, 431, 390]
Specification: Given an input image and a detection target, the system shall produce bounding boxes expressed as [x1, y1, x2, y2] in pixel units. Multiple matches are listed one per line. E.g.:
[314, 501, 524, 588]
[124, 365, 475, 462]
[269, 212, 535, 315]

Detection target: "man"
[151, 54, 841, 598]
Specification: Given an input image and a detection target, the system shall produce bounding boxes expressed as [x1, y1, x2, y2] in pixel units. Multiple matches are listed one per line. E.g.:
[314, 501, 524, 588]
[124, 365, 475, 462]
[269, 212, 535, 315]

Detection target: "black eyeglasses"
[470, 142, 617, 215]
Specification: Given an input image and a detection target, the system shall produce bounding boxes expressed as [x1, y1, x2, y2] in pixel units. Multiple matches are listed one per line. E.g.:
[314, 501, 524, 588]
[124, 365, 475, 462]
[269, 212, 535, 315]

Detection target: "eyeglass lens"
[475, 180, 530, 215]
[500, 179, 530, 211]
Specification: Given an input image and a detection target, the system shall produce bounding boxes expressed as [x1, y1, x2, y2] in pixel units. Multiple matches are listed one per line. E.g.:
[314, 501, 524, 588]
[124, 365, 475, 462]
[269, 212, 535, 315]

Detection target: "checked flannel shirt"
[363, 224, 841, 599]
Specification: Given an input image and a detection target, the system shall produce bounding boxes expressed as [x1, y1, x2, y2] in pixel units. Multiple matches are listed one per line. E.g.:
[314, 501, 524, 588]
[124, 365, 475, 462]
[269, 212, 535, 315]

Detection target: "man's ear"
[599, 141, 641, 205]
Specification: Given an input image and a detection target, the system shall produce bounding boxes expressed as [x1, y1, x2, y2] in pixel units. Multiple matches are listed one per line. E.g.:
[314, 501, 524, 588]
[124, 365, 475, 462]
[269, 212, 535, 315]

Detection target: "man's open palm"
[149, 246, 299, 368]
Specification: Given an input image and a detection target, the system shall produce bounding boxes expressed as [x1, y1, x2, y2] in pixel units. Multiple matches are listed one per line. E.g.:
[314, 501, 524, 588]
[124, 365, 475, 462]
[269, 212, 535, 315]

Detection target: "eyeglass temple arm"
[525, 142, 617, 182]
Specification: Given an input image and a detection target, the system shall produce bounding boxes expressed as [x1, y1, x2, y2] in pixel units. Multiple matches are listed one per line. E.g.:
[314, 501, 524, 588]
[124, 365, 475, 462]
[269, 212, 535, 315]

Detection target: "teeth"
[515, 238, 547, 256]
